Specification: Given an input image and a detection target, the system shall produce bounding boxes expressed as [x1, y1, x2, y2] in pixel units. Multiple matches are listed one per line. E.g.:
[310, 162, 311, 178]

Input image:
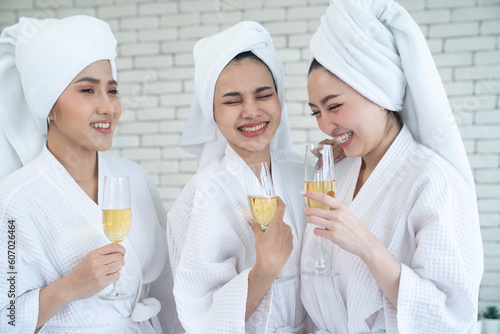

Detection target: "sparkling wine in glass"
[303, 144, 338, 277]
[98, 176, 135, 301]
[245, 162, 277, 231]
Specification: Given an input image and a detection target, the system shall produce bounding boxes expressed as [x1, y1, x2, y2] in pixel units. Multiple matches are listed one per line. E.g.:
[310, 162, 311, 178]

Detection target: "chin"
[92, 140, 113, 152]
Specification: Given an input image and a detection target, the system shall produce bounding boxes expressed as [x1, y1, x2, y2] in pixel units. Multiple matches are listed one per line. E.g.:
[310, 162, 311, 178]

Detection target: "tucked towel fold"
[179, 21, 293, 171]
[310, 0, 474, 192]
[0, 15, 117, 178]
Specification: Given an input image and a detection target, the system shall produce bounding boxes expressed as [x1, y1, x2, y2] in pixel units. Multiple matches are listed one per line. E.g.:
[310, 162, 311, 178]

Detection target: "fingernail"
[300, 191, 306, 196]
[248, 219, 253, 226]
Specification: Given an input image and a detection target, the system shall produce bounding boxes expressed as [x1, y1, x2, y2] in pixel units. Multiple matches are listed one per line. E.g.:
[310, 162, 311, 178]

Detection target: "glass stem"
[109, 278, 122, 295]
[316, 235, 326, 269]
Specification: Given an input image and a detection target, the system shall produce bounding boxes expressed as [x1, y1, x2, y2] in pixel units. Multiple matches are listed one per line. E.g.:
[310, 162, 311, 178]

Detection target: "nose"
[320, 110, 339, 134]
[241, 99, 262, 119]
[96, 92, 115, 115]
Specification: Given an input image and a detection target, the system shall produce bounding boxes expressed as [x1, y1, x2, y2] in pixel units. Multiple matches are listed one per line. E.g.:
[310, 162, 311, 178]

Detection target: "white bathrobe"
[301, 126, 483, 334]
[0, 145, 177, 334]
[167, 145, 308, 333]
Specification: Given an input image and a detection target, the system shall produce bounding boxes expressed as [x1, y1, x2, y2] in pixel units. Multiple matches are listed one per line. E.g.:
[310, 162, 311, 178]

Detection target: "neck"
[231, 143, 272, 168]
[361, 122, 402, 174]
[46, 137, 98, 184]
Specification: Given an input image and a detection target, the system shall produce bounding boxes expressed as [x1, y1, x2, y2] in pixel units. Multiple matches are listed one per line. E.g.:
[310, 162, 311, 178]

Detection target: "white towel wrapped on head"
[179, 21, 293, 171]
[310, 0, 474, 191]
[0, 15, 117, 178]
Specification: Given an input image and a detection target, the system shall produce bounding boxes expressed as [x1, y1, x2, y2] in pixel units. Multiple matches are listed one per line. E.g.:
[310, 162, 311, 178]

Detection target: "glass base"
[274, 274, 295, 284]
[98, 291, 135, 301]
[302, 267, 338, 277]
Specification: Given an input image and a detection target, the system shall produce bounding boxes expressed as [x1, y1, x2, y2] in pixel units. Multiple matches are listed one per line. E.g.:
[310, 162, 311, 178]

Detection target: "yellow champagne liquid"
[102, 209, 132, 243]
[248, 196, 277, 231]
[304, 180, 336, 209]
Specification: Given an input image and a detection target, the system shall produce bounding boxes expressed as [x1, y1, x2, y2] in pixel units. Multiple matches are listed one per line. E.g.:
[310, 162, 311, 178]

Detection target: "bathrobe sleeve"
[0, 188, 50, 333]
[384, 171, 483, 333]
[172, 177, 271, 334]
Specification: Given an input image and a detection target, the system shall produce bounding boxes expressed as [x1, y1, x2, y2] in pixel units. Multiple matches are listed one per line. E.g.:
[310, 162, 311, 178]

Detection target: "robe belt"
[273, 322, 306, 333]
[42, 318, 137, 333]
[41, 298, 161, 333]
[131, 297, 161, 322]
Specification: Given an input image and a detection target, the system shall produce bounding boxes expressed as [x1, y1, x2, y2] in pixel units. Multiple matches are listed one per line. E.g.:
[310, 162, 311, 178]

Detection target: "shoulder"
[412, 143, 468, 188]
[170, 159, 229, 209]
[0, 159, 43, 208]
[399, 142, 474, 207]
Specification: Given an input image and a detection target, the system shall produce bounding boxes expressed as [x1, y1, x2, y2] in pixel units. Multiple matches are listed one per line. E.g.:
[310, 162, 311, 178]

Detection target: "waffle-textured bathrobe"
[0, 145, 178, 333]
[167, 145, 308, 333]
[301, 126, 483, 333]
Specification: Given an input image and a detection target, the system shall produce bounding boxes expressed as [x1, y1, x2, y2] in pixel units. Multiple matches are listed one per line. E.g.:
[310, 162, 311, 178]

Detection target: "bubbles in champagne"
[247, 196, 277, 230]
[102, 209, 132, 243]
[304, 180, 336, 209]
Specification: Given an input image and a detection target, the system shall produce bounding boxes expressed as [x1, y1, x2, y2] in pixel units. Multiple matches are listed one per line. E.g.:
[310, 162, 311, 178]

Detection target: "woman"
[167, 21, 309, 333]
[300, 0, 483, 333]
[0, 16, 177, 333]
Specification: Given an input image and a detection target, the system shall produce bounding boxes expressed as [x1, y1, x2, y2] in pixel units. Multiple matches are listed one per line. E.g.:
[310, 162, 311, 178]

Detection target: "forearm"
[37, 277, 74, 329]
[246, 263, 276, 320]
[360, 238, 401, 309]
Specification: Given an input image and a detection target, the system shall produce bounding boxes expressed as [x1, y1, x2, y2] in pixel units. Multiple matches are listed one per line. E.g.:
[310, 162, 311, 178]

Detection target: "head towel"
[310, 0, 474, 190]
[0, 15, 117, 178]
[179, 21, 293, 171]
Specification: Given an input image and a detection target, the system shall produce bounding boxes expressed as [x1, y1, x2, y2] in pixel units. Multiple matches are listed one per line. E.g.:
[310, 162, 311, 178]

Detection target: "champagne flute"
[245, 162, 277, 231]
[245, 163, 294, 283]
[303, 144, 338, 277]
[98, 176, 135, 301]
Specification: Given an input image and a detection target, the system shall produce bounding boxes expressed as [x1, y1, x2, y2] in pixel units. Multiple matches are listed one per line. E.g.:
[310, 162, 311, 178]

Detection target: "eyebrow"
[222, 92, 241, 98]
[255, 86, 273, 94]
[74, 77, 118, 86]
[221, 86, 274, 98]
[308, 94, 342, 108]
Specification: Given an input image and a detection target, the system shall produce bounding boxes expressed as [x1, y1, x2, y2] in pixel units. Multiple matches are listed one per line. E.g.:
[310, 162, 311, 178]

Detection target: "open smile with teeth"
[335, 131, 353, 144]
[91, 122, 110, 129]
[239, 122, 268, 133]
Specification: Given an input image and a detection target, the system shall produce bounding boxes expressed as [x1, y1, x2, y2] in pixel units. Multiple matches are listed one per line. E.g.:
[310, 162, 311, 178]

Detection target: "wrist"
[251, 261, 280, 284]
[358, 235, 384, 264]
[53, 276, 78, 305]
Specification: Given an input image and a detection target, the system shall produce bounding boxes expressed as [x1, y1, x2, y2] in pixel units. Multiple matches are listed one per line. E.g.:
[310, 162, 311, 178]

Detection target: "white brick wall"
[1, 0, 498, 313]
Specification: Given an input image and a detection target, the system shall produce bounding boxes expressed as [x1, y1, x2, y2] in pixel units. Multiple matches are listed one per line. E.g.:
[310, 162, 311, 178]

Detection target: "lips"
[90, 122, 110, 129]
[238, 122, 268, 133]
[334, 131, 353, 144]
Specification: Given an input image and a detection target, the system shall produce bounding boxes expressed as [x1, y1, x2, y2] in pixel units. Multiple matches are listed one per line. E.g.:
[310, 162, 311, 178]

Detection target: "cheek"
[213, 108, 234, 134]
[269, 100, 281, 126]
[316, 117, 330, 135]
[114, 102, 122, 121]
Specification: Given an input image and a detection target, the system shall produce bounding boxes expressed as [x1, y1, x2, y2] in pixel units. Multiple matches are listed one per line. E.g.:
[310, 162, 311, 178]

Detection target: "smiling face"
[213, 57, 281, 162]
[307, 66, 400, 163]
[47, 60, 121, 156]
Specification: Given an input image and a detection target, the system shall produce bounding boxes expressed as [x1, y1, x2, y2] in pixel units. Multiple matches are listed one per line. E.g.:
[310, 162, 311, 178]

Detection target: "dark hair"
[390, 110, 403, 127]
[230, 51, 277, 92]
[308, 58, 325, 76]
[309, 58, 403, 127]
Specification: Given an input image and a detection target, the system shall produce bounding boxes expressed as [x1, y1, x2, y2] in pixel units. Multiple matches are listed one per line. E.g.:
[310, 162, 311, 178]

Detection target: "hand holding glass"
[98, 176, 134, 301]
[303, 144, 338, 277]
[245, 162, 277, 231]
